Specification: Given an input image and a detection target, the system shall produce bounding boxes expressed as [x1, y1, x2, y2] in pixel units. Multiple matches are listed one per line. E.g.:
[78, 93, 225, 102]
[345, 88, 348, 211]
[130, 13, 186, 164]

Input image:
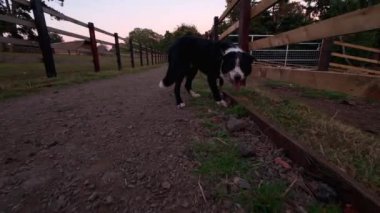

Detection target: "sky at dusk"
[44, 0, 227, 43]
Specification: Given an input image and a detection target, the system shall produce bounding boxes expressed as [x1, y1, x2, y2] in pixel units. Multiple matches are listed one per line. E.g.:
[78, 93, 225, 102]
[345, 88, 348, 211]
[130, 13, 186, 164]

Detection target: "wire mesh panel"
[227, 35, 321, 67]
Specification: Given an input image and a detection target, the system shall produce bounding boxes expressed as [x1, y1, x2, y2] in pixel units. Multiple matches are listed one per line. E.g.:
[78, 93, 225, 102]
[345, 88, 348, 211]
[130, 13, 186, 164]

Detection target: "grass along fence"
[205, 0, 380, 211]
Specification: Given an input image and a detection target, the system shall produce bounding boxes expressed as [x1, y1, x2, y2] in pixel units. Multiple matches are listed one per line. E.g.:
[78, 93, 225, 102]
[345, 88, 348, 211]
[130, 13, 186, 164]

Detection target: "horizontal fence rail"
[1, 0, 166, 77]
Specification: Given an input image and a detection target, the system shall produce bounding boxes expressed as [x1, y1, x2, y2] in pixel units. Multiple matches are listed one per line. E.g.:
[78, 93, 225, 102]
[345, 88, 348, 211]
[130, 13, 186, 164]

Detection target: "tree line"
[1, 0, 379, 60]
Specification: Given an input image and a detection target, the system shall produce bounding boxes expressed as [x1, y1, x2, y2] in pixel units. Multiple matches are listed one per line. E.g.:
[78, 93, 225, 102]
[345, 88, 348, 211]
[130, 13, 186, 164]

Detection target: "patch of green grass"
[237, 182, 287, 213]
[308, 203, 342, 213]
[264, 80, 349, 101]
[225, 105, 250, 118]
[265, 80, 293, 89]
[193, 141, 251, 179]
[0, 52, 162, 100]
[301, 88, 348, 101]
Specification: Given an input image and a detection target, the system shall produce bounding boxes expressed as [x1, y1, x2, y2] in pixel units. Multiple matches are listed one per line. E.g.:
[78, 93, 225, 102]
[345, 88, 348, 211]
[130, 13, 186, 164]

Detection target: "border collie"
[159, 36, 254, 109]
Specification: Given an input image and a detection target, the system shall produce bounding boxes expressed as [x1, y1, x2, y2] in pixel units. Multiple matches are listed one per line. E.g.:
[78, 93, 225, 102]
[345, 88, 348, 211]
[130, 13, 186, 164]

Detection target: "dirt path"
[0, 66, 210, 212]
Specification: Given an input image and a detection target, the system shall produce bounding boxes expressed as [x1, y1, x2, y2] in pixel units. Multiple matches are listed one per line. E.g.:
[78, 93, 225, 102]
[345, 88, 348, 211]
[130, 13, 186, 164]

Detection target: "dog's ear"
[216, 41, 233, 52]
[249, 54, 256, 64]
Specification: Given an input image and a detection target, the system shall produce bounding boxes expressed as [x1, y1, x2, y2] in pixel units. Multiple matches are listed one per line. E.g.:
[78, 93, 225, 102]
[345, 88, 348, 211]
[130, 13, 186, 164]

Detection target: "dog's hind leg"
[185, 67, 200, 98]
[175, 72, 186, 109]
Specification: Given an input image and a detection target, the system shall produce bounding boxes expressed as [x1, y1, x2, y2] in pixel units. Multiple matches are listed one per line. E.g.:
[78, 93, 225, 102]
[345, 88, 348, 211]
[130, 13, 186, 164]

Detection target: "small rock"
[84, 179, 90, 186]
[136, 172, 145, 180]
[88, 192, 99, 202]
[315, 183, 337, 203]
[105, 195, 114, 205]
[222, 199, 234, 209]
[238, 144, 256, 158]
[274, 157, 292, 170]
[161, 181, 171, 189]
[46, 141, 58, 149]
[181, 200, 190, 208]
[233, 177, 251, 189]
[226, 117, 248, 132]
[127, 125, 133, 129]
[57, 195, 66, 209]
[88, 184, 96, 190]
[340, 100, 356, 106]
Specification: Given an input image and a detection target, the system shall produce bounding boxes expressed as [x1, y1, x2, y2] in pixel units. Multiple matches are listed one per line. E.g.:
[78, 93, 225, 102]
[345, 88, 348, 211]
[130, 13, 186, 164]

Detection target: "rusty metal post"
[88, 22, 100, 72]
[31, 0, 56, 77]
[318, 37, 334, 71]
[213, 16, 219, 41]
[239, 0, 250, 51]
[114, 33, 121, 70]
[129, 38, 135, 68]
[139, 43, 143, 66]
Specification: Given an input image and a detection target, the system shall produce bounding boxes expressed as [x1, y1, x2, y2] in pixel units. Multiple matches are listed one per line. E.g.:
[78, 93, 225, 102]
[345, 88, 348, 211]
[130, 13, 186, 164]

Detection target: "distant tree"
[172, 24, 201, 39]
[49, 32, 63, 43]
[128, 28, 163, 49]
[0, 0, 65, 40]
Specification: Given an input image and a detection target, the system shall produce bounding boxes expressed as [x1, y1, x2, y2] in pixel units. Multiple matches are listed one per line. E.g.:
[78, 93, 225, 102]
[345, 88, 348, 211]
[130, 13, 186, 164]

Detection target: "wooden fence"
[210, 0, 380, 76]
[0, 0, 166, 78]
[209, 0, 380, 211]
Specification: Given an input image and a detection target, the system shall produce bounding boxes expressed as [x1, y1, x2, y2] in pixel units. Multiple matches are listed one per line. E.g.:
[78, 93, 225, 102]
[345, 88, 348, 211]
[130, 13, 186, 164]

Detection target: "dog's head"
[220, 47, 254, 90]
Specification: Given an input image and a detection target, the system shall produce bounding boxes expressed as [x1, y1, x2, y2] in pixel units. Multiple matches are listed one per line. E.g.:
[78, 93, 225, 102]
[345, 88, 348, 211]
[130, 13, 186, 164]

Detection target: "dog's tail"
[159, 53, 176, 88]
[158, 71, 175, 88]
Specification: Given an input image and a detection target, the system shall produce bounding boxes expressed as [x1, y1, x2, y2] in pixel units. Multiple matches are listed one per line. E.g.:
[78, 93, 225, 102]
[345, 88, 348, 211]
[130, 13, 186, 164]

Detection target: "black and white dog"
[159, 36, 254, 108]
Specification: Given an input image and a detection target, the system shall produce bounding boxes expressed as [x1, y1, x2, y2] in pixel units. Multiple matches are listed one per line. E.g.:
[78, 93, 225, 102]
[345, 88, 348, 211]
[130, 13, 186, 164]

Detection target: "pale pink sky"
[45, 0, 227, 44]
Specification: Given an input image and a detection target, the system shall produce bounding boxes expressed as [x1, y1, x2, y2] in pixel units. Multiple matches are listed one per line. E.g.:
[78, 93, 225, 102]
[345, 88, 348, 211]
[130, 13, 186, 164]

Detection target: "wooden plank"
[225, 93, 380, 212]
[0, 14, 34, 27]
[329, 62, 380, 75]
[43, 7, 88, 28]
[13, 0, 30, 7]
[219, 0, 278, 40]
[250, 0, 278, 19]
[47, 26, 89, 40]
[251, 4, 380, 50]
[334, 41, 380, 53]
[96, 39, 114, 46]
[220, 21, 239, 40]
[0, 36, 39, 46]
[94, 27, 114, 37]
[219, 0, 240, 23]
[332, 52, 380, 64]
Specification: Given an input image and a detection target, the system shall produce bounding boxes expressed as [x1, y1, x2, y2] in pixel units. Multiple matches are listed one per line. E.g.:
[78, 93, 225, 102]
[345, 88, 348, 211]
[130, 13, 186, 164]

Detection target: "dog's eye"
[222, 60, 235, 73]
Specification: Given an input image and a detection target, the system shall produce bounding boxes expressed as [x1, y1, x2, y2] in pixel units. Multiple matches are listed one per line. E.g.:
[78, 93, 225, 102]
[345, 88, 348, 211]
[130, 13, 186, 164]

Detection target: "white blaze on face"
[228, 57, 245, 82]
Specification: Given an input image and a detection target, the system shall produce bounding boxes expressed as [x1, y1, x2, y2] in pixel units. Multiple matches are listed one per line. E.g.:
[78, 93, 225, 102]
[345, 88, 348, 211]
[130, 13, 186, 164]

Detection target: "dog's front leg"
[207, 76, 228, 107]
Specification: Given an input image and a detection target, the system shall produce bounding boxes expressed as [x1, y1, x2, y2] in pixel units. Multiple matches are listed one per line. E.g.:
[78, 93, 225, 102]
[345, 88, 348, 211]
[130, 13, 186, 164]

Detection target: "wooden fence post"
[31, 0, 56, 78]
[139, 43, 143, 66]
[151, 47, 154, 65]
[154, 50, 157, 64]
[213, 16, 219, 41]
[114, 33, 121, 70]
[318, 37, 334, 71]
[239, 0, 251, 51]
[129, 38, 135, 68]
[145, 46, 149, 65]
[88, 22, 100, 72]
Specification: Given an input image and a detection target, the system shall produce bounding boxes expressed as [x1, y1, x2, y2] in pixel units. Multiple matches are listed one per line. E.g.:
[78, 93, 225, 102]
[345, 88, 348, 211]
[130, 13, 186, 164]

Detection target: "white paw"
[189, 90, 201, 98]
[159, 80, 165, 88]
[177, 103, 186, 109]
[216, 100, 228, 107]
